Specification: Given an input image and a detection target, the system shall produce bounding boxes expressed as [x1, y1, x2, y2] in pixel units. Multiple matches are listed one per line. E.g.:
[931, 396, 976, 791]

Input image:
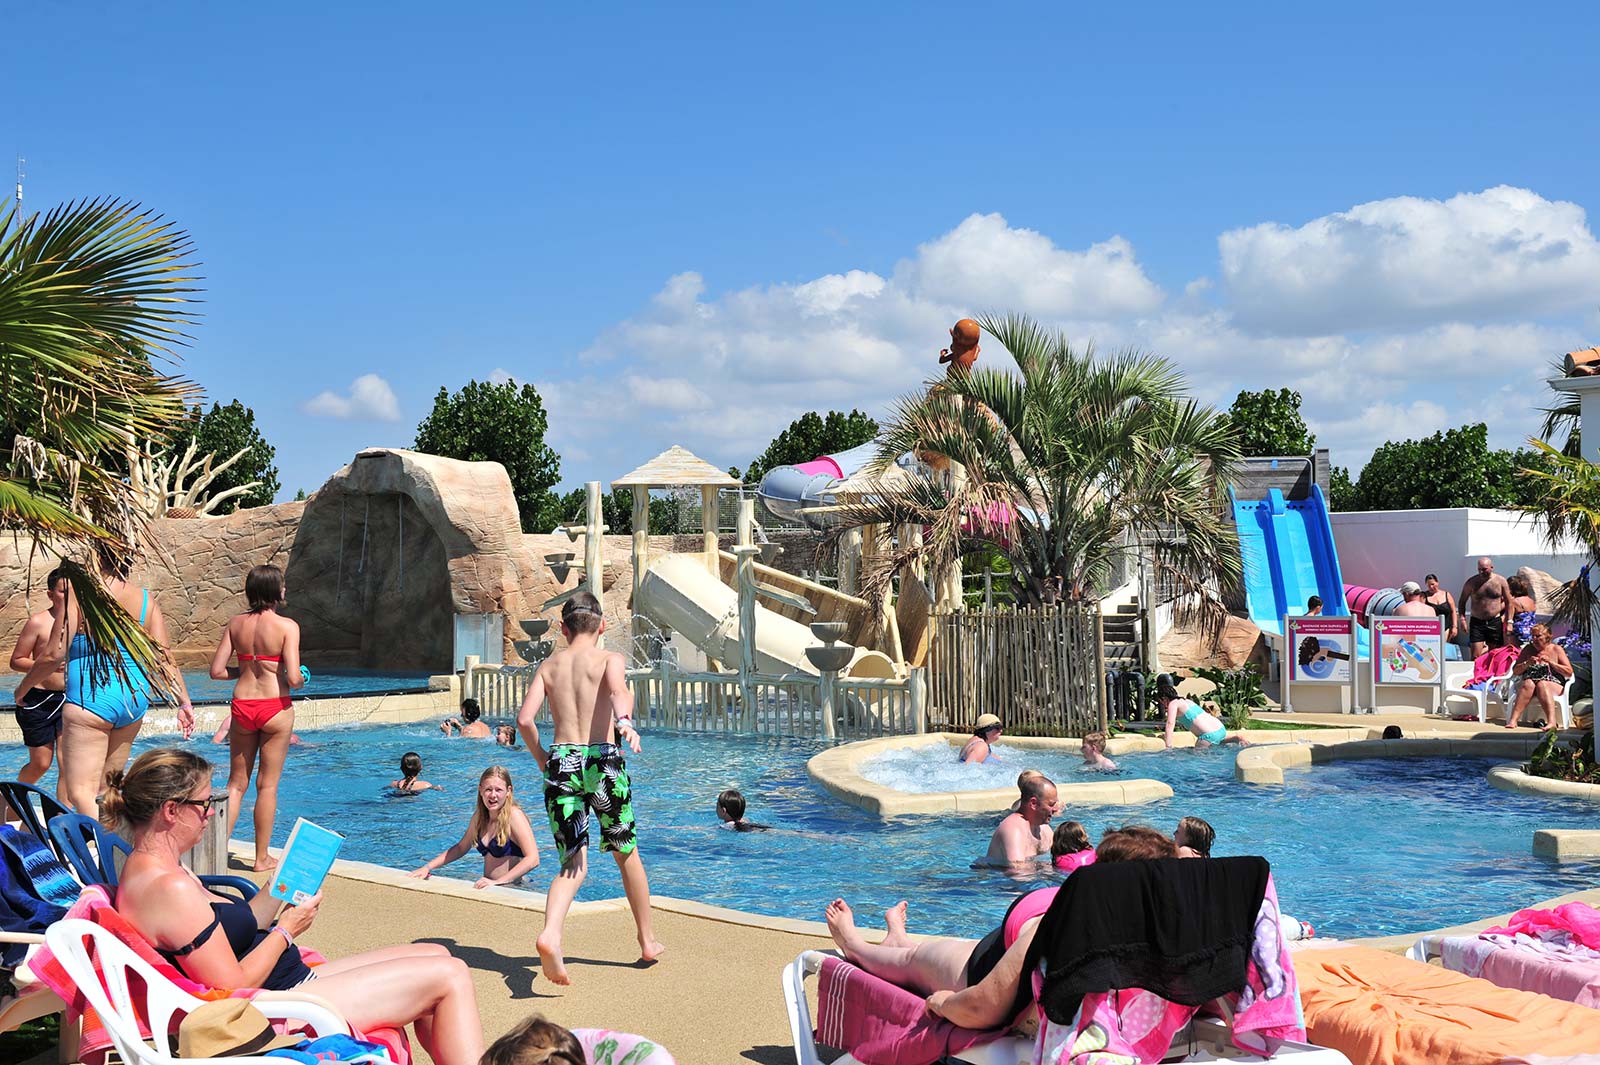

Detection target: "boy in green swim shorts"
[517, 592, 663, 985]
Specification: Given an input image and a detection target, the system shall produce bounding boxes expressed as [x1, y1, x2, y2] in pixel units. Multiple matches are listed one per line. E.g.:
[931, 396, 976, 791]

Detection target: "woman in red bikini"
[209, 564, 304, 871]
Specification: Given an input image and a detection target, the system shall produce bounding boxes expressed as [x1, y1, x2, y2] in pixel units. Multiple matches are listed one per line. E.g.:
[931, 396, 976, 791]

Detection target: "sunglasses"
[177, 796, 225, 813]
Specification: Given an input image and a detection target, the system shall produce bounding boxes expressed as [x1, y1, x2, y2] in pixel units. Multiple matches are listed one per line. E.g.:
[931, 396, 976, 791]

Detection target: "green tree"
[0, 197, 201, 687]
[413, 380, 562, 532]
[1222, 388, 1316, 456]
[1341, 424, 1549, 511]
[836, 313, 1241, 632]
[1328, 466, 1359, 511]
[165, 400, 281, 510]
[743, 409, 879, 484]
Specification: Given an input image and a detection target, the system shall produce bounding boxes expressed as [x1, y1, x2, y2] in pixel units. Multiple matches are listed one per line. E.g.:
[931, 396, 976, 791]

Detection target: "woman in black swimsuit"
[108, 749, 485, 1065]
[409, 765, 541, 888]
[1423, 573, 1458, 643]
[1507, 624, 1572, 731]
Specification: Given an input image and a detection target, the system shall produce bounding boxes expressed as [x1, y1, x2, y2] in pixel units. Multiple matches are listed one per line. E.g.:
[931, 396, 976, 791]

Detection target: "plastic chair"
[45, 814, 258, 902]
[1445, 669, 1575, 727]
[0, 782, 69, 846]
[43, 917, 347, 1065]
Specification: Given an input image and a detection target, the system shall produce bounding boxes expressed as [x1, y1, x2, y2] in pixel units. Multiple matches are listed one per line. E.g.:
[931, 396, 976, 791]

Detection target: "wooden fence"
[927, 605, 1105, 736]
[465, 661, 925, 742]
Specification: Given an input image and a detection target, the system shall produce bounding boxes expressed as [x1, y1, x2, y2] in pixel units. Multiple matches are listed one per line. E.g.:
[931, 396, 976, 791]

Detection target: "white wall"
[1331, 508, 1587, 595]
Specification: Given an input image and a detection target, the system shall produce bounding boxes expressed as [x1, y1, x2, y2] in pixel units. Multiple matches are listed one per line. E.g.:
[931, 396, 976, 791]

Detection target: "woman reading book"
[408, 765, 541, 888]
[108, 749, 486, 1065]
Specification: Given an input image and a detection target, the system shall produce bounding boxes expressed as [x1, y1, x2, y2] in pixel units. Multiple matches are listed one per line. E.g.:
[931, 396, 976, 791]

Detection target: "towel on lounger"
[1440, 934, 1600, 1008]
[1484, 902, 1600, 952]
[814, 954, 1003, 1065]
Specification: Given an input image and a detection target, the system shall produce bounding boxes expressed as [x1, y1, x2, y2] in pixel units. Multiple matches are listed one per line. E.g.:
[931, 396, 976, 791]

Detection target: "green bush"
[1192, 664, 1268, 731]
[1526, 729, 1599, 784]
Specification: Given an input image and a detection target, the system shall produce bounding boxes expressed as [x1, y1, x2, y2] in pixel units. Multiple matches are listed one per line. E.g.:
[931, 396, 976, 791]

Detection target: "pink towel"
[1231, 875, 1307, 1052]
[814, 955, 1003, 1065]
[1463, 646, 1518, 690]
[1485, 903, 1600, 951]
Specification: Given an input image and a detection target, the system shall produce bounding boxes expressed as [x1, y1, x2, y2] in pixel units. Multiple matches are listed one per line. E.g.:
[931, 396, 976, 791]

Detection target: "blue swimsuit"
[64, 589, 154, 729]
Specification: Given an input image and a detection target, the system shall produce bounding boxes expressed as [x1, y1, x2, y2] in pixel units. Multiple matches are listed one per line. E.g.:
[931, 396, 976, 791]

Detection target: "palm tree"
[1517, 439, 1600, 637]
[0, 197, 200, 688]
[834, 313, 1242, 636]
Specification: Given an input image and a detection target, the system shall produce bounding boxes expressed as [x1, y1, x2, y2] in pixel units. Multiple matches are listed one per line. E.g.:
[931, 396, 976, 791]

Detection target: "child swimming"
[1174, 814, 1214, 858]
[390, 751, 442, 793]
[1050, 820, 1097, 873]
[407, 765, 540, 888]
[715, 788, 769, 832]
[441, 697, 492, 738]
[495, 723, 518, 747]
[1080, 731, 1117, 771]
[1157, 676, 1247, 749]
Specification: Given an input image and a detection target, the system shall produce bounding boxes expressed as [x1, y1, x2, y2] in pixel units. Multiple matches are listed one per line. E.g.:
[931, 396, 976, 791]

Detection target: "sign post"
[1370, 616, 1446, 713]
[1284, 614, 1357, 714]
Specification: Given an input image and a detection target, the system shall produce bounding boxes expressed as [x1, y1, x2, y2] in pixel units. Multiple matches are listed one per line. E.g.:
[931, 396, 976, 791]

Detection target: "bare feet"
[253, 856, 279, 873]
[882, 900, 911, 947]
[639, 937, 666, 963]
[536, 931, 570, 986]
[824, 898, 867, 963]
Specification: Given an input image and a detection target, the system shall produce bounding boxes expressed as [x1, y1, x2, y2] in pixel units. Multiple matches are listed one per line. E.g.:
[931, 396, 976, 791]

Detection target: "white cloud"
[1220, 186, 1600, 335]
[302, 373, 401, 421]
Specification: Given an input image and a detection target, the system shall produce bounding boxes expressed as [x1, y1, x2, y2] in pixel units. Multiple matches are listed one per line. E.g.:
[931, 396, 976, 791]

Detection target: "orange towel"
[1295, 945, 1600, 1065]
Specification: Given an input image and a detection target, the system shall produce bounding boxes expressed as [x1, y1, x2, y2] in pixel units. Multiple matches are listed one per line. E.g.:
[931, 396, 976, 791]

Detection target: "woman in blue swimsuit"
[409, 765, 541, 888]
[19, 548, 193, 812]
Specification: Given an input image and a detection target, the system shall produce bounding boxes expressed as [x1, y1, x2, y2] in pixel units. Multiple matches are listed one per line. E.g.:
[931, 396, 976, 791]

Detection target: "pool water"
[6, 725, 1596, 940]
[179, 670, 435, 705]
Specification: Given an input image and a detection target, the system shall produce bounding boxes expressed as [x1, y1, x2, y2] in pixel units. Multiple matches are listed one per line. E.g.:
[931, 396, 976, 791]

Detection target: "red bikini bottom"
[230, 696, 293, 732]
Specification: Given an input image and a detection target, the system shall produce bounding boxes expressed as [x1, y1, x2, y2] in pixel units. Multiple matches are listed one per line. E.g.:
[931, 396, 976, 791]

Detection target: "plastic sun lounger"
[1407, 934, 1600, 1008]
[782, 950, 1353, 1065]
[1443, 669, 1574, 727]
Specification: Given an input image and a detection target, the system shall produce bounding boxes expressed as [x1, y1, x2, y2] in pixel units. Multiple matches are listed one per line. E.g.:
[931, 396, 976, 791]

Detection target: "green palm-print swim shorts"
[543, 742, 637, 862]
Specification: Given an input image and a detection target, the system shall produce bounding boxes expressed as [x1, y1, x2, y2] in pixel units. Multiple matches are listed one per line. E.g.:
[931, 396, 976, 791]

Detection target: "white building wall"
[1331, 508, 1586, 595]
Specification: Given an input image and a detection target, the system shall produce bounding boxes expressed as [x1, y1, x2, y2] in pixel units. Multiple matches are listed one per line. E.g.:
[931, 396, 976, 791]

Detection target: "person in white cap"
[980, 771, 1058, 868]
[1395, 581, 1435, 618]
[960, 713, 1003, 763]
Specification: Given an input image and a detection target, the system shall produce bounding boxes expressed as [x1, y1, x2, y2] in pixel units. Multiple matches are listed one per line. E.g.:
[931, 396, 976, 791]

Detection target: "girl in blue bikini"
[17, 548, 194, 812]
[1157, 676, 1247, 750]
[408, 765, 541, 889]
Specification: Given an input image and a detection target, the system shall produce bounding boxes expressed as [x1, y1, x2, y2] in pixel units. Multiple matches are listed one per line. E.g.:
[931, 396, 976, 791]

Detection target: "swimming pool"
[5, 724, 1596, 939]
[178, 669, 435, 705]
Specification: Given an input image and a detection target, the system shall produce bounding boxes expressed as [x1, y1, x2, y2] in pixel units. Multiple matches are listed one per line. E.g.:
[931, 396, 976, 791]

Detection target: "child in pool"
[494, 723, 518, 747]
[1157, 676, 1248, 749]
[390, 751, 442, 793]
[408, 765, 540, 888]
[1080, 731, 1117, 771]
[1051, 820, 1097, 873]
[440, 697, 492, 738]
[1174, 814, 1214, 858]
[716, 788, 770, 832]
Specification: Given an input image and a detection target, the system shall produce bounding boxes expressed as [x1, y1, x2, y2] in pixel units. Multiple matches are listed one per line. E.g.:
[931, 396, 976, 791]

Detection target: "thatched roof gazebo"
[612, 446, 739, 601]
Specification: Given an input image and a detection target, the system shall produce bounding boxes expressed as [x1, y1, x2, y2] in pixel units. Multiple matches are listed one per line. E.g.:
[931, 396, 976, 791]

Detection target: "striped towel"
[815, 954, 1003, 1065]
[0, 827, 69, 964]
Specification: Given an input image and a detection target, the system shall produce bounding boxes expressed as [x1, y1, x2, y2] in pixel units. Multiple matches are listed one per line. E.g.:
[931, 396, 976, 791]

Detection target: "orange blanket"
[1295, 945, 1600, 1065]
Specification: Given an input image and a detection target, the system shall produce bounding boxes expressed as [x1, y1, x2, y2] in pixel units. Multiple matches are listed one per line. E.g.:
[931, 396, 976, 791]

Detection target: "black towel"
[1023, 855, 1269, 1023]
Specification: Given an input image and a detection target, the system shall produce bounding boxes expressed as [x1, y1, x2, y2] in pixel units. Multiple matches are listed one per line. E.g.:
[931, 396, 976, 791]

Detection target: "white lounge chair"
[1444, 668, 1574, 727]
[782, 949, 1353, 1065]
[43, 918, 350, 1065]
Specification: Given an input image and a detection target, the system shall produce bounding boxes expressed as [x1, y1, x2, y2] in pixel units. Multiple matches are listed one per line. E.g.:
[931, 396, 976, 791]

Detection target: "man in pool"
[980, 772, 1057, 868]
[516, 592, 663, 985]
[959, 713, 1003, 763]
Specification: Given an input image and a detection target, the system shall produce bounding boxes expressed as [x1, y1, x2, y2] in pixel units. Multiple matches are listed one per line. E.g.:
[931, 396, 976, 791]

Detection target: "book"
[270, 817, 344, 904]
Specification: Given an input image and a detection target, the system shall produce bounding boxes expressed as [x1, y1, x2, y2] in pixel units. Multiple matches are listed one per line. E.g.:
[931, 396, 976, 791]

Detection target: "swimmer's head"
[561, 591, 605, 636]
[1082, 731, 1108, 754]
[496, 724, 518, 746]
[1154, 674, 1182, 706]
[1051, 820, 1091, 858]
[973, 712, 1002, 739]
[716, 788, 746, 822]
[1098, 824, 1178, 862]
[245, 564, 286, 612]
[399, 752, 423, 780]
[460, 698, 481, 724]
[1174, 815, 1214, 857]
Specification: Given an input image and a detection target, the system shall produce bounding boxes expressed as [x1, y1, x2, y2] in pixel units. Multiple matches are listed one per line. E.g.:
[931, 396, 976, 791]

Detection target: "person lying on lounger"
[828, 826, 1177, 1031]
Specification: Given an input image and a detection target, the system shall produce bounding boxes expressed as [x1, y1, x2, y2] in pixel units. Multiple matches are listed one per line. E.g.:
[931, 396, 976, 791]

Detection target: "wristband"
[272, 924, 294, 948]
[615, 716, 635, 730]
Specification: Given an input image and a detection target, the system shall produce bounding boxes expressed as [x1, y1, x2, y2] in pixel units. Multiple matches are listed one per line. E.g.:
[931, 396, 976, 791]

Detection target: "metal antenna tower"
[14, 155, 23, 210]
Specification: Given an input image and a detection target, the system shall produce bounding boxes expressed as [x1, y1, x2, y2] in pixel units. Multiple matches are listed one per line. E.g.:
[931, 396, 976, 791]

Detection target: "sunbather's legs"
[882, 900, 910, 947]
[824, 899, 975, 995]
[1535, 679, 1560, 728]
[1508, 678, 1536, 728]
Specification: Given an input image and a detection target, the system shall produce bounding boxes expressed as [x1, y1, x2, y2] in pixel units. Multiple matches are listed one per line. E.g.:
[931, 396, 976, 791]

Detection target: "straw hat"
[974, 713, 1002, 732]
[178, 999, 304, 1058]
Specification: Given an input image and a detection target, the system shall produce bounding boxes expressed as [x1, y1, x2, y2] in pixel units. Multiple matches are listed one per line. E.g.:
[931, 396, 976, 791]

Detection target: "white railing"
[462, 660, 925, 742]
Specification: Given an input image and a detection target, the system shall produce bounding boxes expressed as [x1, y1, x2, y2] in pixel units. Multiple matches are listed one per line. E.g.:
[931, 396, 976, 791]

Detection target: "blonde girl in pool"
[408, 766, 541, 888]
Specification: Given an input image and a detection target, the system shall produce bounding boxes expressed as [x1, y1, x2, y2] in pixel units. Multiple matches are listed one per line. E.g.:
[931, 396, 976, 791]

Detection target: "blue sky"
[8, 3, 1599, 497]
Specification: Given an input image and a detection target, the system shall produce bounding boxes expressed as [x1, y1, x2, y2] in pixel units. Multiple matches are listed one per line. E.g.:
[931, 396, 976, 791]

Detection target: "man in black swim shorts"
[7, 569, 70, 784]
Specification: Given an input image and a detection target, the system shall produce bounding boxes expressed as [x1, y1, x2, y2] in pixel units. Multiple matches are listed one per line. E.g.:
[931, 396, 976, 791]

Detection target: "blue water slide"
[1229, 484, 1365, 654]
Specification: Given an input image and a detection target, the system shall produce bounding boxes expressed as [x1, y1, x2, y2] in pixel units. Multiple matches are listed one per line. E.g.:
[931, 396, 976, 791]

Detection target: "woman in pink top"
[822, 826, 1177, 1030]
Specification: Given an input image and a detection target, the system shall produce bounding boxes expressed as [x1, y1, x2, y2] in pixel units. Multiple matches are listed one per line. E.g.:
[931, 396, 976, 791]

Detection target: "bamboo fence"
[927, 604, 1105, 736]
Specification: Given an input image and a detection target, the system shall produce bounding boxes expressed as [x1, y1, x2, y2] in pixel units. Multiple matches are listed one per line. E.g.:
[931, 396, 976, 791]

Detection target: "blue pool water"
[6, 725, 1596, 939]
[178, 670, 434, 705]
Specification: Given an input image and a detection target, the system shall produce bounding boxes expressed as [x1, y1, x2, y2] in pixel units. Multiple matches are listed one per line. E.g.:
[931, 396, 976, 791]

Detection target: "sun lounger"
[782, 950, 1352, 1065]
[1295, 944, 1600, 1065]
[1444, 665, 1575, 726]
[1408, 933, 1600, 1007]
